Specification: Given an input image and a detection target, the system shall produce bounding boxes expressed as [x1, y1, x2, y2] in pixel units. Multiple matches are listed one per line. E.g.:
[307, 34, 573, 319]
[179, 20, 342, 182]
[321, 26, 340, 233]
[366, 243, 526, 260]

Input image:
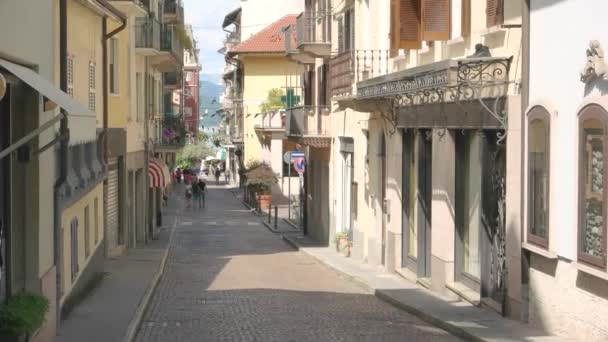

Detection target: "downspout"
[520, 0, 531, 323]
[55, 0, 69, 326]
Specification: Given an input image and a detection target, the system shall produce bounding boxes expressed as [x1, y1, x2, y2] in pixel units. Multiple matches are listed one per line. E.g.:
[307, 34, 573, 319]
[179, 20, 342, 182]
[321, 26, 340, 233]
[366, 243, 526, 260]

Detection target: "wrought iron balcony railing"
[296, 11, 331, 52]
[163, 71, 180, 89]
[329, 50, 392, 98]
[286, 106, 331, 137]
[161, 24, 184, 64]
[154, 116, 185, 147]
[135, 17, 160, 51]
[255, 110, 285, 130]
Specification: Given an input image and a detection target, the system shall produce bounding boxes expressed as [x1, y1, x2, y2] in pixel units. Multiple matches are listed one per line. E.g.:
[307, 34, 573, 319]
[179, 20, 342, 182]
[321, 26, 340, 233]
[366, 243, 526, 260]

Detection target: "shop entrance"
[401, 129, 432, 278]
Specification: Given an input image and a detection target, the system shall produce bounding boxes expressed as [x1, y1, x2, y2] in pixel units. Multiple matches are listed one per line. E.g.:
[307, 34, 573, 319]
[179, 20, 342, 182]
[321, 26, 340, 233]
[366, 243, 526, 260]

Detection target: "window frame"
[578, 105, 608, 269]
[527, 107, 551, 249]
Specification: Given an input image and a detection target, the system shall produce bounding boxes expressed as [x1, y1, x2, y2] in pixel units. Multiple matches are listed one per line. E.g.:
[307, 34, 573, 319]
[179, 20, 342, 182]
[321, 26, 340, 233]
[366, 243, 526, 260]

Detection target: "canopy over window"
[0, 58, 97, 145]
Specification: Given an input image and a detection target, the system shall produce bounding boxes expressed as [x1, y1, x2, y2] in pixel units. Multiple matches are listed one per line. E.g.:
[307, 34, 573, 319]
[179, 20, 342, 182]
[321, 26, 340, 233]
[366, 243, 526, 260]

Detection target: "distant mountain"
[199, 73, 222, 85]
[199, 79, 224, 129]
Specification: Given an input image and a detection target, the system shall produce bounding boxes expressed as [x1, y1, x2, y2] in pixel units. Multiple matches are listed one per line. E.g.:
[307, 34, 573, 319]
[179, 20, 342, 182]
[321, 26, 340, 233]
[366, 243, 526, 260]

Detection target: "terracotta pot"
[338, 236, 348, 252]
[257, 192, 272, 210]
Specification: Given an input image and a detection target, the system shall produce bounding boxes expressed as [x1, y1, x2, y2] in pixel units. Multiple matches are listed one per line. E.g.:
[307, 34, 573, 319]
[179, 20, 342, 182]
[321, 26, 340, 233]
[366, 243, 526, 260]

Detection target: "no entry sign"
[291, 151, 305, 174]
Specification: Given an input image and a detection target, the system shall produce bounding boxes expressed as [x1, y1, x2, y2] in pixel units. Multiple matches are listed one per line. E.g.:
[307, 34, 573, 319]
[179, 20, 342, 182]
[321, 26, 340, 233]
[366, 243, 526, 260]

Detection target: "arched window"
[579, 105, 608, 269]
[527, 107, 550, 248]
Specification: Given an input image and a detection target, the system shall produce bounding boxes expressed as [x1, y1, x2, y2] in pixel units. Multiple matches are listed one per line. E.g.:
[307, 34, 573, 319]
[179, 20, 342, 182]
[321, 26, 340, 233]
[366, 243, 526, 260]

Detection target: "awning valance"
[149, 158, 170, 188]
[0, 58, 97, 145]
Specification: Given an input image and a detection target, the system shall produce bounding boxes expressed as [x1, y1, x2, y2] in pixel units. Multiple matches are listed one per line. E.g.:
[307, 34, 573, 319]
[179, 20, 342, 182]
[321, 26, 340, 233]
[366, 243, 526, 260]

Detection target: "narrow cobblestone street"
[134, 184, 460, 342]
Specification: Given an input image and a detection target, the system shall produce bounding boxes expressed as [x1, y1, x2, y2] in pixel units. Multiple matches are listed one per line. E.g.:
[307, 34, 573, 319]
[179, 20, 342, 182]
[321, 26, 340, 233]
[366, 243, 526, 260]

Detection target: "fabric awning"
[0, 58, 97, 145]
[149, 158, 170, 188]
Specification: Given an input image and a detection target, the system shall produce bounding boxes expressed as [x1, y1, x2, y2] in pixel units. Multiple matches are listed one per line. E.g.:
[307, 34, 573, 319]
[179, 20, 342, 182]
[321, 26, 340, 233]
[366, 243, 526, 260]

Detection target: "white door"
[339, 152, 353, 233]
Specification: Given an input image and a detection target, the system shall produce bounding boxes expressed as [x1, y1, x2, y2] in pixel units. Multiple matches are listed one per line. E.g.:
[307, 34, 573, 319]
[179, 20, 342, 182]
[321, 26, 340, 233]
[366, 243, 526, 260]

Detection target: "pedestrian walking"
[197, 179, 207, 208]
[192, 179, 201, 208]
[224, 169, 231, 184]
[175, 168, 182, 184]
[185, 183, 192, 209]
[215, 168, 221, 185]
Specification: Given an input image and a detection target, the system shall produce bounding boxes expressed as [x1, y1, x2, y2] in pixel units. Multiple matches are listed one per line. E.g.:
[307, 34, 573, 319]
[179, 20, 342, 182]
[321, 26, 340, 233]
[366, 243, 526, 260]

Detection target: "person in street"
[192, 178, 201, 208]
[175, 168, 182, 184]
[197, 179, 206, 209]
[215, 168, 221, 185]
[185, 182, 192, 209]
[224, 169, 231, 184]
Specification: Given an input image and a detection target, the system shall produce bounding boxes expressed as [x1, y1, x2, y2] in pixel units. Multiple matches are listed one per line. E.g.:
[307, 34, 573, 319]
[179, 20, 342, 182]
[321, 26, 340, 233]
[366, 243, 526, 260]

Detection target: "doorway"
[401, 129, 432, 277]
[338, 151, 353, 235]
[380, 133, 386, 265]
[455, 131, 507, 303]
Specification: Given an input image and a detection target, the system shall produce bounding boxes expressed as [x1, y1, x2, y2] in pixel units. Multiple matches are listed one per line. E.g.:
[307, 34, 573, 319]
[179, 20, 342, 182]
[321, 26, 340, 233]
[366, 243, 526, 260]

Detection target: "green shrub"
[0, 292, 49, 337]
[244, 164, 277, 192]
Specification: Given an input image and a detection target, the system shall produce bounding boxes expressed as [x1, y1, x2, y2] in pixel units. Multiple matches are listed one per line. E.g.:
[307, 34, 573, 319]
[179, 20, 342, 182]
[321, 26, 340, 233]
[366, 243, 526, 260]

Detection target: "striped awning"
[149, 158, 171, 188]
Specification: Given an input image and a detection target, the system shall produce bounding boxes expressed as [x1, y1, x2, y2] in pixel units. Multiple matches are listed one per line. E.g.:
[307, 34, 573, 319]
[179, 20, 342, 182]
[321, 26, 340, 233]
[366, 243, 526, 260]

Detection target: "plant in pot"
[334, 232, 348, 252]
[245, 163, 277, 210]
[0, 292, 50, 342]
[342, 241, 353, 257]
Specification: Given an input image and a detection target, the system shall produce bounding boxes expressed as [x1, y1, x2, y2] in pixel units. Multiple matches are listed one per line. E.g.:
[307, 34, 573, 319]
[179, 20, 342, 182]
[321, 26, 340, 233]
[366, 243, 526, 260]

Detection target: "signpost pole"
[288, 158, 291, 221]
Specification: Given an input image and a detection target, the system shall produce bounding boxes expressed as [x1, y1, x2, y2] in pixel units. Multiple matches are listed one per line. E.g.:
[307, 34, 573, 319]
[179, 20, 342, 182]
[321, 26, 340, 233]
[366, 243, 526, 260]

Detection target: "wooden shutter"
[390, 0, 399, 56]
[422, 0, 450, 41]
[487, 0, 504, 27]
[400, 0, 422, 49]
[462, 0, 471, 37]
[337, 16, 344, 52]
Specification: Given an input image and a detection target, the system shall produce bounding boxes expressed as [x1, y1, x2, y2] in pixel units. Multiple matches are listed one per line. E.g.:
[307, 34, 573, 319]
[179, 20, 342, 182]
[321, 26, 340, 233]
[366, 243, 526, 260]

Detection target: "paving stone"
[135, 184, 460, 342]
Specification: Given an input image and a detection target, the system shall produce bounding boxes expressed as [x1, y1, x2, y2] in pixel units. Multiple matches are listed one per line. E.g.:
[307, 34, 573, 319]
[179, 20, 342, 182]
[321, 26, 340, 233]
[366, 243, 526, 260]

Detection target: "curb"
[123, 214, 177, 342]
[281, 234, 482, 342]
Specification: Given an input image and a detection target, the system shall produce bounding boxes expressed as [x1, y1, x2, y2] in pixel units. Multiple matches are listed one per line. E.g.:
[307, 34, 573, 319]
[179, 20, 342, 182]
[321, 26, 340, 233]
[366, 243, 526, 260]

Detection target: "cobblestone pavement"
[135, 184, 460, 342]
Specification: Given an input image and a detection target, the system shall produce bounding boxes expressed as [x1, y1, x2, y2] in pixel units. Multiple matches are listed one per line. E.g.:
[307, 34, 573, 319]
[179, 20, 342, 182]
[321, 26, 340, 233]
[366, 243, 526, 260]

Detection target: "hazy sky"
[183, 0, 240, 80]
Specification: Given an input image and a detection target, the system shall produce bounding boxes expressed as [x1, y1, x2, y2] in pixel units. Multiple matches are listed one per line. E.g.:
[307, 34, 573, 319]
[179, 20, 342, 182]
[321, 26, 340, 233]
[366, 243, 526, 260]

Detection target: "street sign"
[290, 151, 305, 159]
[293, 157, 305, 174]
[283, 151, 292, 164]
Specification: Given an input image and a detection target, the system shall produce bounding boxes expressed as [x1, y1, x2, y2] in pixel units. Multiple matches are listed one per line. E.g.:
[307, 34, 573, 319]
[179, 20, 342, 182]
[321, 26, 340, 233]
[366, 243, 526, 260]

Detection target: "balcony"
[296, 11, 331, 57]
[284, 26, 315, 65]
[109, 0, 149, 15]
[135, 17, 160, 55]
[286, 105, 331, 148]
[163, 0, 184, 24]
[153, 116, 186, 150]
[163, 71, 180, 90]
[329, 50, 391, 98]
[151, 24, 184, 72]
[254, 110, 285, 135]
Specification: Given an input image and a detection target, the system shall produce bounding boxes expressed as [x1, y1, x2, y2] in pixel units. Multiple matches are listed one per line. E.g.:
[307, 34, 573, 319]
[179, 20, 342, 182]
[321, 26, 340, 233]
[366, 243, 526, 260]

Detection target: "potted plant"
[0, 292, 50, 342]
[342, 241, 353, 257]
[245, 163, 278, 210]
[334, 232, 348, 252]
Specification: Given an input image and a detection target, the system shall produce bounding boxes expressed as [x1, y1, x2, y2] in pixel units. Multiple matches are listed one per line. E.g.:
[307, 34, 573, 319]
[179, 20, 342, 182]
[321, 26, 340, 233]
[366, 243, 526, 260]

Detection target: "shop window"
[579, 106, 608, 269]
[527, 107, 550, 248]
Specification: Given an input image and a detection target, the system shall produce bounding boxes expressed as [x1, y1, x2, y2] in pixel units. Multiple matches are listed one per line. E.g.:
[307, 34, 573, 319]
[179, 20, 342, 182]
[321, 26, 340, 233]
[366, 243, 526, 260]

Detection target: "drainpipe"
[55, 0, 69, 327]
[520, 0, 531, 323]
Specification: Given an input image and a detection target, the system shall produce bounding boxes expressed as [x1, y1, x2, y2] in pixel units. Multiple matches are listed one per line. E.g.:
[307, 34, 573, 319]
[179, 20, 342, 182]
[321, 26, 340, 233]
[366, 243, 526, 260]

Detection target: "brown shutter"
[462, 0, 471, 37]
[421, 0, 450, 41]
[400, 0, 421, 49]
[390, 0, 400, 56]
[487, 0, 504, 27]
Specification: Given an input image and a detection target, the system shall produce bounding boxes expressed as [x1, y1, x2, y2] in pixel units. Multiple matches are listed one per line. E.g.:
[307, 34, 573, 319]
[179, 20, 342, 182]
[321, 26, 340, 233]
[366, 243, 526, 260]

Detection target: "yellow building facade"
[241, 55, 303, 164]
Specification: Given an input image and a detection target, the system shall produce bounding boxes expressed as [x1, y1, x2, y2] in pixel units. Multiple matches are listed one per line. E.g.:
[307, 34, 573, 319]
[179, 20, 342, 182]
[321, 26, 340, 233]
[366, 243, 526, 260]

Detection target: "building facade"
[523, 0, 608, 339]
[183, 25, 201, 139]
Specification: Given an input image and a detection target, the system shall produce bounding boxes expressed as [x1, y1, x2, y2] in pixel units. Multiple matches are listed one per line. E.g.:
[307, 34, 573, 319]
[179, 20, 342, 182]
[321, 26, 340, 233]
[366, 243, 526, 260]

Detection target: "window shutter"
[338, 16, 344, 52]
[422, 0, 450, 41]
[487, 0, 504, 27]
[390, 0, 399, 56]
[399, 0, 421, 49]
[462, 0, 471, 37]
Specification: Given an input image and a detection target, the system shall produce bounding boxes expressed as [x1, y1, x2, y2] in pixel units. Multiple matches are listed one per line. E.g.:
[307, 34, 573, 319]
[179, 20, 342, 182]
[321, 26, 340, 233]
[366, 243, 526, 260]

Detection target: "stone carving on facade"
[581, 40, 608, 83]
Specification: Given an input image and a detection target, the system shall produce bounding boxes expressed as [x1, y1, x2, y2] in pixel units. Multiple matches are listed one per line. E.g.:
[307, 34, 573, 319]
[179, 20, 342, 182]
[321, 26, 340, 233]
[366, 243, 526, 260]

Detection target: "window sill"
[446, 37, 465, 46]
[479, 25, 506, 37]
[522, 241, 558, 260]
[578, 262, 608, 281]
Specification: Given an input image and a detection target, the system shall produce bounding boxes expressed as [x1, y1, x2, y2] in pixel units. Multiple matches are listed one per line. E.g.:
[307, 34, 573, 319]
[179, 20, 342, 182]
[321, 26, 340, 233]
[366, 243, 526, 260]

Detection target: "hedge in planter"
[0, 292, 49, 340]
[245, 164, 277, 193]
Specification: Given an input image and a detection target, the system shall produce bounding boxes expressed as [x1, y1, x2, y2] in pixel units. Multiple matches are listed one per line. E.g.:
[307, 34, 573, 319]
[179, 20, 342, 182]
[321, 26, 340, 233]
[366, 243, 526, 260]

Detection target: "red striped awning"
[149, 158, 170, 188]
